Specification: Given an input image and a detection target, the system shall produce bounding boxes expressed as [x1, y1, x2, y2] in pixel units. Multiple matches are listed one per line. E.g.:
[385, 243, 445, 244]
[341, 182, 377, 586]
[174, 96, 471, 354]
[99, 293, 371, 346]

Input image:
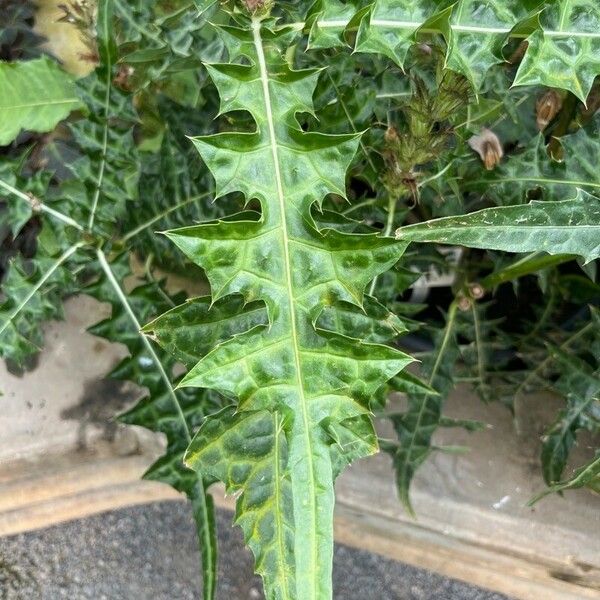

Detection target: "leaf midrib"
[291, 16, 600, 39]
[401, 224, 600, 234]
[316, 18, 600, 39]
[252, 17, 310, 600]
[87, 0, 113, 232]
[0, 99, 80, 109]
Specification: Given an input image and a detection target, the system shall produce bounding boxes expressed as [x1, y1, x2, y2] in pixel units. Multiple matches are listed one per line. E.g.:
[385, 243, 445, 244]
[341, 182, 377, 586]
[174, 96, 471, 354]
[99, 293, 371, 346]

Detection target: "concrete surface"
[0, 501, 511, 600]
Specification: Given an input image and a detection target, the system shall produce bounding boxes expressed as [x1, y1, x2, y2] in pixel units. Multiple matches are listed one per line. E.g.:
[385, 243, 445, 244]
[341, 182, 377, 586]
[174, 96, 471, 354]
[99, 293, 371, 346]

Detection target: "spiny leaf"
[143, 295, 269, 368]
[0, 244, 81, 368]
[441, 1, 530, 91]
[541, 347, 600, 485]
[307, 0, 360, 50]
[387, 371, 439, 397]
[124, 97, 224, 270]
[354, 0, 437, 69]
[0, 57, 83, 145]
[88, 252, 220, 600]
[113, 0, 221, 97]
[186, 405, 295, 598]
[308, 0, 599, 95]
[396, 190, 600, 264]
[315, 295, 407, 344]
[515, 0, 600, 102]
[60, 69, 139, 236]
[384, 301, 460, 515]
[151, 15, 412, 599]
[0, 160, 51, 238]
[530, 452, 600, 504]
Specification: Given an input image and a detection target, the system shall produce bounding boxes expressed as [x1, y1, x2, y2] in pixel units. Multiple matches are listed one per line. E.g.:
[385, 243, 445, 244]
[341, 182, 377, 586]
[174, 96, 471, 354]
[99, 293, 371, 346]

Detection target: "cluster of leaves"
[1, 0, 599, 598]
[0, 2, 227, 598]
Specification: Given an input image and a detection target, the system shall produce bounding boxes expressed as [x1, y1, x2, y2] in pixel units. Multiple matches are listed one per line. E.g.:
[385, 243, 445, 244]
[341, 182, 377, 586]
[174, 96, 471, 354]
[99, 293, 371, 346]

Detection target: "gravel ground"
[0, 501, 512, 600]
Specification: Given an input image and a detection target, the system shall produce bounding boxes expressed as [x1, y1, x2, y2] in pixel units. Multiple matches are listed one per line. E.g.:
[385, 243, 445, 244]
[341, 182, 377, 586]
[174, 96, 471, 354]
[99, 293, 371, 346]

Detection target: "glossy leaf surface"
[514, 0, 600, 102]
[396, 191, 600, 263]
[151, 15, 412, 599]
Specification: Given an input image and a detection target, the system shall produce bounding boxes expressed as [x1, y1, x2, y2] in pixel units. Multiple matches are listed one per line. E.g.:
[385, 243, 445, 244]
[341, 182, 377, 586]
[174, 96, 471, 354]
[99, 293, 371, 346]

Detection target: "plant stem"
[120, 192, 211, 242]
[96, 248, 216, 599]
[87, 16, 113, 233]
[428, 300, 458, 386]
[418, 162, 453, 188]
[342, 197, 377, 215]
[0, 178, 84, 231]
[0, 242, 84, 337]
[97, 249, 187, 434]
[470, 303, 487, 401]
[368, 193, 397, 295]
[326, 72, 377, 174]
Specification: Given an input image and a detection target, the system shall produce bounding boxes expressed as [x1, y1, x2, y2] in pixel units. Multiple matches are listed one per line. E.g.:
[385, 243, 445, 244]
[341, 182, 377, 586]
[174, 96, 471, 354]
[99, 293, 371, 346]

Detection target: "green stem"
[428, 300, 458, 386]
[326, 72, 377, 174]
[342, 197, 377, 215]
[87, 3, 113, 234]
[470, 303, 487, 400]
[0, 178, 84, 231]
[120, 192, 212, 243]
[96, 249, 216, 599]
[417, 162, 453, 189]
[0, 242, 84, 337]
[368, 193, 397, 295]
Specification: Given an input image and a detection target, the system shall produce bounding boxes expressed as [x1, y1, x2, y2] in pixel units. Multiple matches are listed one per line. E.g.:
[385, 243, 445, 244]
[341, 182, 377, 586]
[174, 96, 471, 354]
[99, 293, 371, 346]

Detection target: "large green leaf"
[0, 57, 83, 145]
[515, 0, 600, 102]
[396, 190, 600, 263]
[150, 14, 412, 599]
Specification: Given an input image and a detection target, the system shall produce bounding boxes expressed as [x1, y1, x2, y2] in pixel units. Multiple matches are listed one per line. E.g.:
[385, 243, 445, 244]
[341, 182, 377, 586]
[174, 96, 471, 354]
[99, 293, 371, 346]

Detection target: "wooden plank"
[333, 502, 600, 600]
[0, 443, 598, 600]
